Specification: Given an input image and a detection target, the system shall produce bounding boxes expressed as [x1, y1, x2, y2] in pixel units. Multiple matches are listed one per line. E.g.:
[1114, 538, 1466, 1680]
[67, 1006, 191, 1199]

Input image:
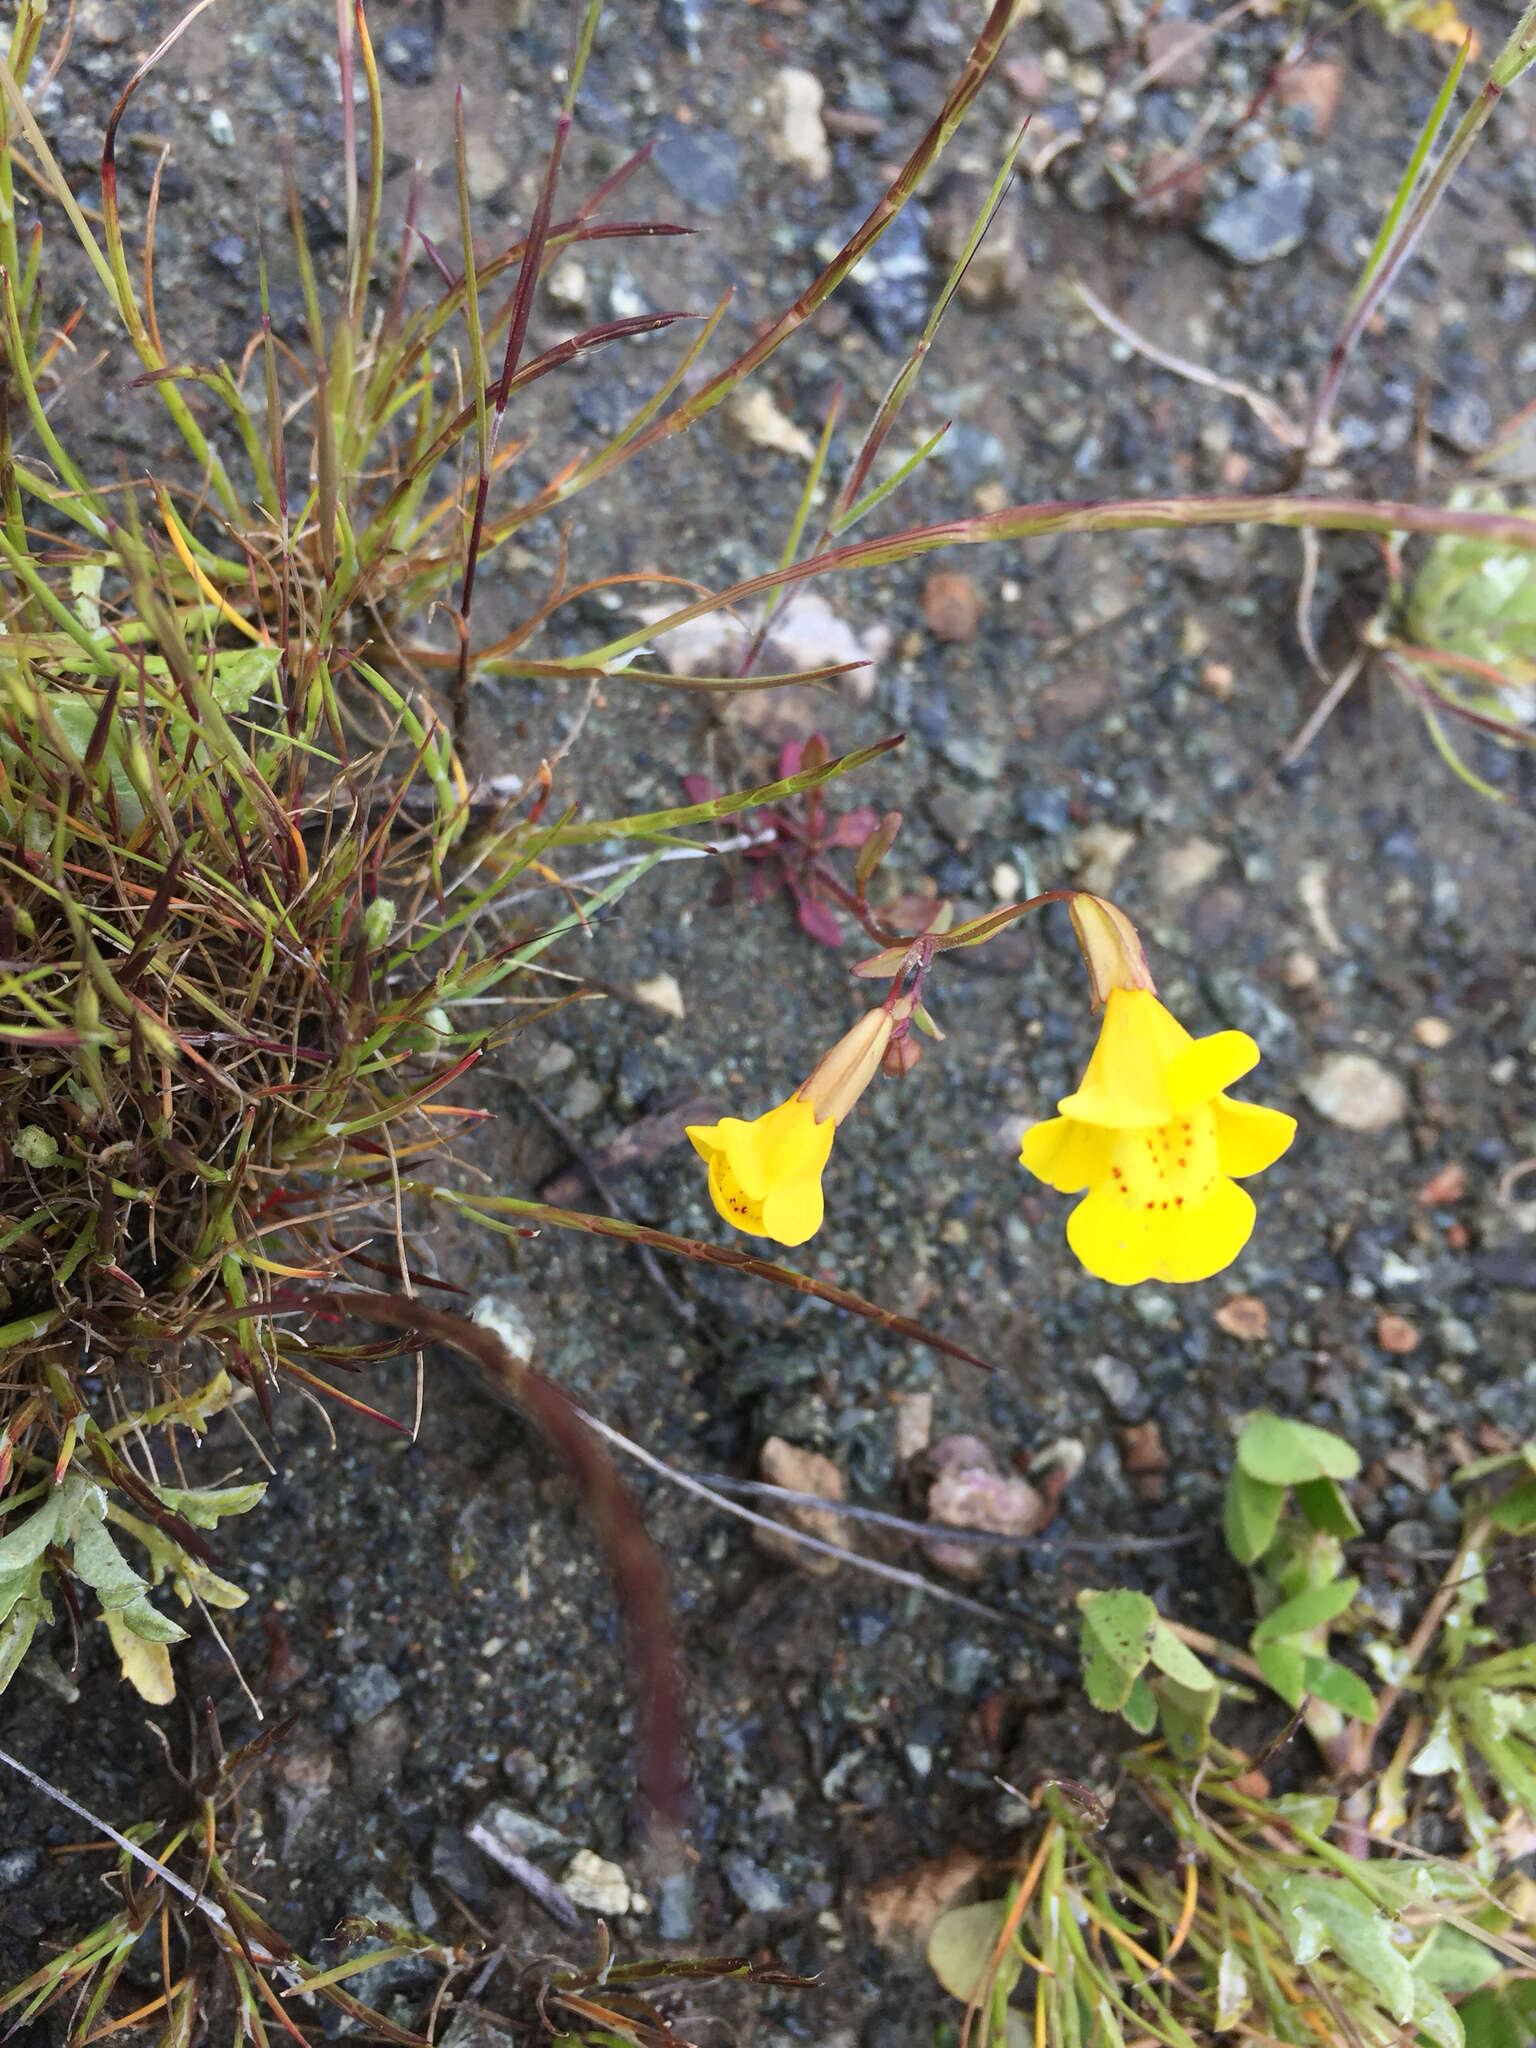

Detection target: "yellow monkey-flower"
[687, 1009, 894, 1248]
[1021, 987, 1295, 1285]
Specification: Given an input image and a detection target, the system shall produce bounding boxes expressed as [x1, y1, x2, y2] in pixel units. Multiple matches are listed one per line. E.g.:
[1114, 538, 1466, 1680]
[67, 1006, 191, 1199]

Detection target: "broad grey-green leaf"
[152, 1482, 266, 1529]
[1122, 1673, 1157, 1734]
[1414, 1923, 1502, 1995]
[1409, 1978, 1466, 2048]
[69, 1514, 152, 1612]
[1152, 1672, 1220, 1760]
[926, 1899, 1023, 2005]
[0, 1475, 92, 1574]
[1490, 1476, 1536, 1534]
[1252, 1577, 1360, 1644]
[1078, 1589, 1156, 1712]
[1149, 1622, 1217, 1694]
[1294, 1476, 1363, 1540]
[1272, 1877, 1415, 2022]
[1410, 1708, 1460, 1778]
[114, 1594, 187, 1645]
[0, 1597, 44, 1696]
[1300, 1655, 1375, 1722]
[1214, 1948, 1249, 2031]
[1237, 1414, 1360, 1487]
[1267, 1793, 1338, 1834]
[1254, 1639, 1307, 1707]
[1224, 1468, 1283, 1564]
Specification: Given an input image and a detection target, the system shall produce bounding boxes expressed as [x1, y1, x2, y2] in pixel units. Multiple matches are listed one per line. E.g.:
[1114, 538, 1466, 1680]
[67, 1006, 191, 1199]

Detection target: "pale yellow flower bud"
[797, 1008, 895, 1125]
[1069, 893, 1157, 1011]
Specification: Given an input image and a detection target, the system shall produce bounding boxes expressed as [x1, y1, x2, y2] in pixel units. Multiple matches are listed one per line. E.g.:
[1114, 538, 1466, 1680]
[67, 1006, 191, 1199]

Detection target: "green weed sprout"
[924, 1419, 1536, 2046]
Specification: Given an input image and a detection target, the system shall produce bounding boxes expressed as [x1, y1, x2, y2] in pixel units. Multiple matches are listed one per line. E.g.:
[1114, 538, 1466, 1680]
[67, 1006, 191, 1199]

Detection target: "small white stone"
[633, 971, 685, 1021]
[545, 258, 590, 314]
[892, 1390, 934, 1464]
[561, 1074, 604, 1122]
[1301, 1052, 1407, 1132]
[533, 1040, 575, 1080]
[207, 106, 234, 148]
[1072, 822, 1136, 894]
[725, 386, 817, 462]
[561, 1850, 631, 1917]
[1154, 836, 1224, 900]
[990, 860, 1021, 901]
[1412, 1016, 1454, 1050]
[1283, 949, 1319, 991]
[766, 67, 831, 183]
[471, 1295, 535, 1365]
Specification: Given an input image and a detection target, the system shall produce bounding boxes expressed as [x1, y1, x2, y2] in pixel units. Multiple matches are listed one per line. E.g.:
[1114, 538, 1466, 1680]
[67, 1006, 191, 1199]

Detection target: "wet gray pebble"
[341, 1890, 442, 1993]
[1427, 385, 1492, 455]
[207, 234, 247, 274]
[430, 1828, 493, 1911]
[942, 1640, 993, 1694]
[1046, 0, 1116, 54]
[940, 729, 1007, 782]
[659, 0, 706, 60]
[818, 203, 931, 349]
[721, 1849, 790, 1914]
[438, 2012, 518, 2048]
[651, 120, 740, 213]
[0, 1847, 41, 1890]
[936, 422, 1009, 490]
[347, 1700, 411, 1799]
[656, 1865, 697, 1939]
[473, 1799, 570, 1860]
[379, 23, 435, 85]
[1199, 170, 1313, 265]
[337, 1662, 403, 1726]
[1090, 1352, 1150, 1421]
[1022, 786, 1072, 835]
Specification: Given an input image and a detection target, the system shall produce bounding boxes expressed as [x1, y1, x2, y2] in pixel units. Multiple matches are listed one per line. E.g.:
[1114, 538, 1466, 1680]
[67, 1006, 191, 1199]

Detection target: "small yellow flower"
[1021, 988, 1296, 1285]
[687, 1010, 892, 1248]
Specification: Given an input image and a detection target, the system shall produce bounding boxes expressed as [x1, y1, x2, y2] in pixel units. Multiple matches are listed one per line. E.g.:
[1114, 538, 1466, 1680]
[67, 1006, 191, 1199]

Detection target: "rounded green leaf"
[1300, 1655, 1375, 1722]
[1251, 1576, 1360, 1644]
[1237, 1414, 1360, 1486]
[1150, 1622, 1218, 1694]
[1255, 1640, 1307, 1708]
[1078, 1589, 1156, 1711]
[927, 1900, 1023, 2005]
[1294, 1476, 1363, 1540]
[1225, 1469, 1284, 1565]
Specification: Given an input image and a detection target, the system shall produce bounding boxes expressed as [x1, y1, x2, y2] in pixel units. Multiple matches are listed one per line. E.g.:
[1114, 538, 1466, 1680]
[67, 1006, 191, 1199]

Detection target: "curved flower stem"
[416, 1185, 994, 1374]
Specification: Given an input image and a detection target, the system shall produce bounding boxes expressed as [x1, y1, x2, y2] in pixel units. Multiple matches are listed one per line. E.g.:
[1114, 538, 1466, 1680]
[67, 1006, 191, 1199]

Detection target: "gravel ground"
[3, 1, 1535, 2043]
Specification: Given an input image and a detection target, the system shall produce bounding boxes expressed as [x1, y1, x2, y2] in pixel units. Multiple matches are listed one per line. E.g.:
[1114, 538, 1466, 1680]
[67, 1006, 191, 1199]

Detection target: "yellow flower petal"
[1019, 1115, 1117, 1193]
[1161, 1177, 1255, 1281]
[690, 1097, 833, 1246]
[761, 1174, 825, 1246]
[1067, 1176, 1255, 1285]
[1036, 983, 1287, 1285]
[1056, 988, 1190, 1127]
[1166, 1030, 1258, 1111]
[1214, 1097, 1297, 1178]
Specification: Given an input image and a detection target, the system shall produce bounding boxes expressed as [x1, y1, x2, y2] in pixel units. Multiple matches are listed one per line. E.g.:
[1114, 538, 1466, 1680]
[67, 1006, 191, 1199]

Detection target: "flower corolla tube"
[687, 1009, 893, 1248]
[1021, 987, 1295, 1284]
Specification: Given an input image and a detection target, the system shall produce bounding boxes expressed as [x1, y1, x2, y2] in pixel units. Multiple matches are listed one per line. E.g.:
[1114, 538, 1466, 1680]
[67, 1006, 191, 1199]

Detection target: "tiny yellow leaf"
[103, 1608, 176, 1705]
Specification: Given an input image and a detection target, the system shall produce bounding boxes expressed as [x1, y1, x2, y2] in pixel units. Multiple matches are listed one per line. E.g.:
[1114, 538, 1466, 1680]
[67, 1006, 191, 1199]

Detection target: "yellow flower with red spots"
[1021, 987, 1295, 1285]
[688, 1009, 894, 1248]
